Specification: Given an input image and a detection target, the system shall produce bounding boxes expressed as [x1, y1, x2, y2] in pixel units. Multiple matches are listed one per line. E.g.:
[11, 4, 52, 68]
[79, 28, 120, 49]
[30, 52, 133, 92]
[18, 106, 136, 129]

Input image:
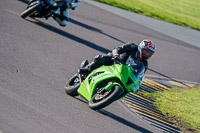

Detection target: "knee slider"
[94, 55, 102, 62]
[59, 21, 67, 27]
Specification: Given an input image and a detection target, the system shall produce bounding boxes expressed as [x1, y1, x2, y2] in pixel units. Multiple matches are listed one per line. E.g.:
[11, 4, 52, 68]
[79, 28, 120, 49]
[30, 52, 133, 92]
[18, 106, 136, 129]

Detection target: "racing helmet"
[138, 40, 155, 60]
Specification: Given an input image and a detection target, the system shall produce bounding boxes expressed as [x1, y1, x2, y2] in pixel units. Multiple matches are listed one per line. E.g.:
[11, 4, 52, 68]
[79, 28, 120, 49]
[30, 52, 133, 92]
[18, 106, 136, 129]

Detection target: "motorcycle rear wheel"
[89, 85, 122, 110]
[65, 73, 80, 96]
[21, 2, 42, 19]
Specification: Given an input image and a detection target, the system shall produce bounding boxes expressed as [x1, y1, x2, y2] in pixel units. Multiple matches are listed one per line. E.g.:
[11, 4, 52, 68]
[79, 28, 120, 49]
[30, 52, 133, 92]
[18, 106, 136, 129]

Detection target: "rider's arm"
[143, 60, 148, 73]
[112, 42, 137, 57]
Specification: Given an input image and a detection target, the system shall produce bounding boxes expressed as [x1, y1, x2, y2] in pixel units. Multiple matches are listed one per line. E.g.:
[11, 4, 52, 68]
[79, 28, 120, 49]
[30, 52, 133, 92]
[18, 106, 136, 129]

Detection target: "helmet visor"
[142, 48, 154, 59]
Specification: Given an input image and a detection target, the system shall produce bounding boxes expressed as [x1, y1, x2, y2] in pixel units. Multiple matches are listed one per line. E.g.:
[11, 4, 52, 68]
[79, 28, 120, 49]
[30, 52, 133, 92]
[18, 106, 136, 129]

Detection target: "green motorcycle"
[65, 58, 145, 110]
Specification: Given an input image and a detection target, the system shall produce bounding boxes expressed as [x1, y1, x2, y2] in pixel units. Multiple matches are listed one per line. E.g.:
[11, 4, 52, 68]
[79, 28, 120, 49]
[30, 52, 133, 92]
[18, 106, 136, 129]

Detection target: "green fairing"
[77, 64, 141, 101]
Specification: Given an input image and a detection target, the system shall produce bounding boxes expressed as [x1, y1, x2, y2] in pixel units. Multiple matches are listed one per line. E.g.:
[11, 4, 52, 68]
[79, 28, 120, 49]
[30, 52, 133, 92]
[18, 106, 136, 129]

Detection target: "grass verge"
[95, 0, 200, 31]
[143, 87, 200, 132]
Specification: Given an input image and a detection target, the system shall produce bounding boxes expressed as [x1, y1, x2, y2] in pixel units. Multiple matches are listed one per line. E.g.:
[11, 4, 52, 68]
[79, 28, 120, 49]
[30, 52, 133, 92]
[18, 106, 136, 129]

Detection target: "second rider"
[45, 0, 81, 26]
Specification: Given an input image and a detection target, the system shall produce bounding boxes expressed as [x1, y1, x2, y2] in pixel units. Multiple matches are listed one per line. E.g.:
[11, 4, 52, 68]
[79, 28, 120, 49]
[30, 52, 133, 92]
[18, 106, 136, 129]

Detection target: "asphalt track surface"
[0, 0, 199, 133]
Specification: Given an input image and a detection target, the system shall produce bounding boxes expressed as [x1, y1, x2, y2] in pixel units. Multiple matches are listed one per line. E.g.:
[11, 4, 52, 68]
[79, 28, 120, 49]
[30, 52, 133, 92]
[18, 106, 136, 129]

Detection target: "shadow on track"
[70, 18, 125, 44]
[18, 0, 29, 4]
[97, 109, 153, 133]
[148, 68, 194, 87]
[26, 18, 110, 54]
[18, 0, 125, 44]
[74, 96, 88, 104]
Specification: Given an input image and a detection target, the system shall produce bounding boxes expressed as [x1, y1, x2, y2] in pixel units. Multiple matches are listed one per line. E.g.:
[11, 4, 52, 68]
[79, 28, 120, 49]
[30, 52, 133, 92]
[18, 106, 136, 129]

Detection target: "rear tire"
[65, 73, 80, 96]
[21, 3, 42, 19]
[89, 85, 122, 110]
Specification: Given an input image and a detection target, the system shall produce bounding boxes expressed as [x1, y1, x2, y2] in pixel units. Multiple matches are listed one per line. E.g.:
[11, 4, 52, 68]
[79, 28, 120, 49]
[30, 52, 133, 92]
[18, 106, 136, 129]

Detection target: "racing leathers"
[78, 42, 148, 74]
[45, 0, 81, 26]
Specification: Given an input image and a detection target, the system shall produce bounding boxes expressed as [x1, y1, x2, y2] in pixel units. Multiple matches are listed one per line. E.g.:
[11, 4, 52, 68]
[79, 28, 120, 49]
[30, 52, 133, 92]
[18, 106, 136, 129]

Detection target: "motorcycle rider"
[45, 0, 81, 26]
[78, 40, 156, 75]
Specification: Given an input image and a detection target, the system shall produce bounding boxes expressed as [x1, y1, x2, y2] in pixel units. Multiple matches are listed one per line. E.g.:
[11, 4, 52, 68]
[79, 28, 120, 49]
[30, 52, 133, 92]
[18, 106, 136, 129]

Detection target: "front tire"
[89, 85, 122, 110]
[21, 3, 42, 19]
[65, 73, 80, 96]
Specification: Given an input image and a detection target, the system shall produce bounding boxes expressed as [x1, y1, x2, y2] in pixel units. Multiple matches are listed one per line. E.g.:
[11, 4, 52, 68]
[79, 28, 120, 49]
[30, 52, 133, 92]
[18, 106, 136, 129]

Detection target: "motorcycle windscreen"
[125, 56, 145, 82]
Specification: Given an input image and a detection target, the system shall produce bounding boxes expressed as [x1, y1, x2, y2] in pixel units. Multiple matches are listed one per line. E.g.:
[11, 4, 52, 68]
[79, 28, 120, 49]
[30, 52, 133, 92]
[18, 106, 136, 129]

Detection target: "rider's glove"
[112, 54, 122, 63]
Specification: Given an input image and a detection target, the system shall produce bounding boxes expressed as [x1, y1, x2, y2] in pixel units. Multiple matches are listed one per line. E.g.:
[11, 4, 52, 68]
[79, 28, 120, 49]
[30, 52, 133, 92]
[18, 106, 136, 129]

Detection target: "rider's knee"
[59, 20, 68, 27]
[94, 55, 102, 62]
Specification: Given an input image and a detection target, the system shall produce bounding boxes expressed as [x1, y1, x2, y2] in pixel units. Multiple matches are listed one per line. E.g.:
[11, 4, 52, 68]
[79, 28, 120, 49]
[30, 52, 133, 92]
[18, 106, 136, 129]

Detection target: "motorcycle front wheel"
[21, 2, 42, 18]
[89, 85, 122, 110]
[65, 73, 80, 96]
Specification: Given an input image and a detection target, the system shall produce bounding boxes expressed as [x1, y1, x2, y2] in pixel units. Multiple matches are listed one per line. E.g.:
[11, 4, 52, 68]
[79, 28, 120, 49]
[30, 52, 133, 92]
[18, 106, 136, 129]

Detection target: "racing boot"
[78, 55, 103, 75]
[78, 67, 90, 74]
[78, 60, 90, 74]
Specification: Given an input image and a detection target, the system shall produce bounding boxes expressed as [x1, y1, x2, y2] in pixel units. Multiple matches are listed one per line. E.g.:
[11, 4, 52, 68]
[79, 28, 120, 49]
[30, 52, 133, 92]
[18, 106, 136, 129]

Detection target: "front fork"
[78, 74, 82, 83]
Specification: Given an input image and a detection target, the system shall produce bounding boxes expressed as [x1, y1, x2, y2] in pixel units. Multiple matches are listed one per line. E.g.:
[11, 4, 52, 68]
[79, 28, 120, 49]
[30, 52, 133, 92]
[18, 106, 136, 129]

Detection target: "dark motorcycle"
[21, 0, 53, 19]
[21, 0, 77, 19]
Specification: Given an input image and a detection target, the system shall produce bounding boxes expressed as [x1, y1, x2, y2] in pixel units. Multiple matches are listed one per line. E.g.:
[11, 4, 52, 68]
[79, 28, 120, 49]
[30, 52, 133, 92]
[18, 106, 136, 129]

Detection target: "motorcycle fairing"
[77, 64, 141, 101]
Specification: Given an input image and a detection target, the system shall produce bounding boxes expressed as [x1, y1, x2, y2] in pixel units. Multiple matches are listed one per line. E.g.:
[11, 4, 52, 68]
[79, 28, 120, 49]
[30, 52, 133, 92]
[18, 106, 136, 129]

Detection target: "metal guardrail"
[121, 78, 182, 133]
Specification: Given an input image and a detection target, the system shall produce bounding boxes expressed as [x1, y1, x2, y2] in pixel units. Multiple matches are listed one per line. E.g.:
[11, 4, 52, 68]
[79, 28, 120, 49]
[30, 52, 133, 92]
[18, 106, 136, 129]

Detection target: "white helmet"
[138, 40, 155, 60]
